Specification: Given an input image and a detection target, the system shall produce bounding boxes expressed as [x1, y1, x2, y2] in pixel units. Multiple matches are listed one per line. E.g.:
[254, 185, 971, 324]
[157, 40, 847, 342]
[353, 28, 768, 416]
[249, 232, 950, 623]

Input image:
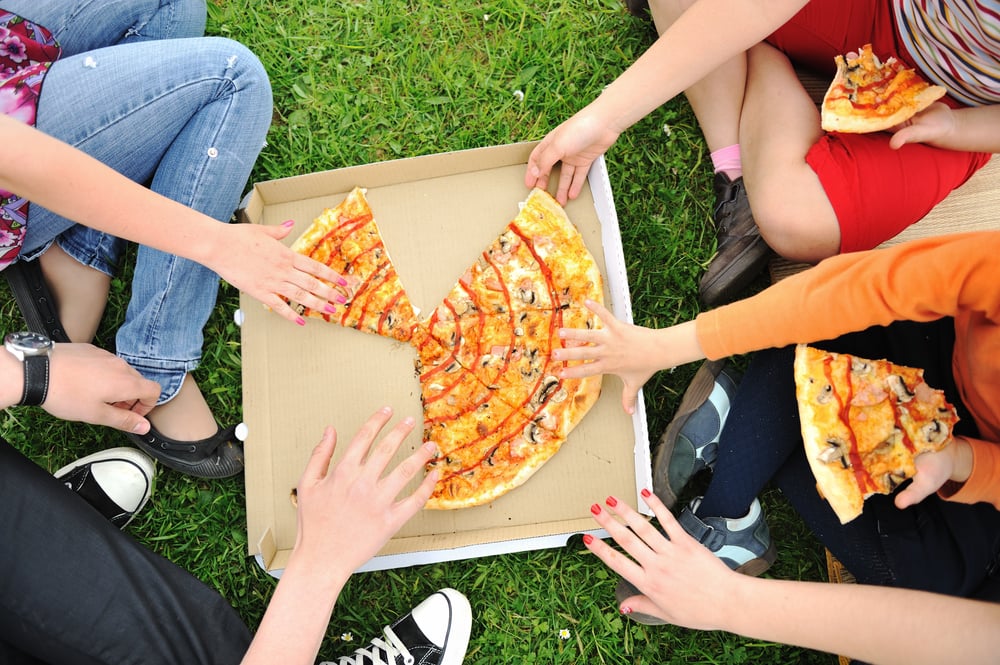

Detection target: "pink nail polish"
[621, 606, 632, 615]
[582, 534, 593, 545]
[324, 304, 337, 314]
[336, 294, 347, 304]
[605, 496, 618, 508]
[590, 503, 601, 516]
[282, 219, 295, 228]
[337, 277, 349, 287]
[295, 316, 306, 326]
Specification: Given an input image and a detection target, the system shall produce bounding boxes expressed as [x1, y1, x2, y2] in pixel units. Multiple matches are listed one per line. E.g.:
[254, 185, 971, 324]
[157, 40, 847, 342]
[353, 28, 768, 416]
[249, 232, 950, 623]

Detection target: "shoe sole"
[733, 539, 778, 577]
[699, 238, 772, 308]
[437, 588, 473, 665]
[652, 359, 727, 508]
[127, 433, 244, 479]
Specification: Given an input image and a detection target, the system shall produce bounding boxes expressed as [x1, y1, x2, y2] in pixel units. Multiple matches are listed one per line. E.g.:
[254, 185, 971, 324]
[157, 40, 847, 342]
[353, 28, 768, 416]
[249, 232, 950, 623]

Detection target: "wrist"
[949, 436, 974, 483]
[0, 348, 24, 408]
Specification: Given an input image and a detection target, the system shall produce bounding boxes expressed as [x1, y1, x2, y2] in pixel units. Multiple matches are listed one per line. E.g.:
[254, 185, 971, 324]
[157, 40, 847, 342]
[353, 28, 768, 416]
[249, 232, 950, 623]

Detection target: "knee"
[205, 37, 273, 107]
[749, 187, 841, 262]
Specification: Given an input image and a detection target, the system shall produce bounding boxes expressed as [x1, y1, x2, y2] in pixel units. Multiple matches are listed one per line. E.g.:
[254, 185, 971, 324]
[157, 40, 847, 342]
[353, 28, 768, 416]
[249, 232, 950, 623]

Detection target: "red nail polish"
[590, 503, 601, 515]
[605, 496, 618, 508]
[582, 534, 593, 545]
[641, 488, 651, 499]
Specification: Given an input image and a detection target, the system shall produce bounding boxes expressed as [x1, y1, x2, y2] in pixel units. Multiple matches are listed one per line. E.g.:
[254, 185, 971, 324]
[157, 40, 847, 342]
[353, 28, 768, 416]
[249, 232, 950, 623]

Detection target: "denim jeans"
[0, 436, 251, 664]
[11, 0, 273, 403]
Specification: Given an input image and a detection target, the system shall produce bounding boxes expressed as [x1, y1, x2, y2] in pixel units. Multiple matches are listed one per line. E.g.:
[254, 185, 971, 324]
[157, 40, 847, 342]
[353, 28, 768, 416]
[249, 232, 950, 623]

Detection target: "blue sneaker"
[652, 360, 739, 508]
[679, 497, 776, 576]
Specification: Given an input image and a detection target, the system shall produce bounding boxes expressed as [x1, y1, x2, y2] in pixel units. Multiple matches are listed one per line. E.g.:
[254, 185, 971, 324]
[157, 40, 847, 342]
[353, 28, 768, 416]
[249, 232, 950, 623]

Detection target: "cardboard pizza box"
[240, 142, 650, 574]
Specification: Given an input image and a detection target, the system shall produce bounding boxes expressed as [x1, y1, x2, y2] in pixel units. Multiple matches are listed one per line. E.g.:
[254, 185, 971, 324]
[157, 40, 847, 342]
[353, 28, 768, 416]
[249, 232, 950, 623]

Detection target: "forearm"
[0, 115, 226, 268]
[240, 555, 351, 665]
[592, 0, 805, 133]
[942, 106, 1000, 152]
[723, 576, 1000, 664]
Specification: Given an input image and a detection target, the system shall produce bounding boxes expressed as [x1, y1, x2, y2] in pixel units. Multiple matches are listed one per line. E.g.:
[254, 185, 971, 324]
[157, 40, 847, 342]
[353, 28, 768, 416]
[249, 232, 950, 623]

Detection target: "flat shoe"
[4, 259, 70, 342]
[127, 423, 244, 479]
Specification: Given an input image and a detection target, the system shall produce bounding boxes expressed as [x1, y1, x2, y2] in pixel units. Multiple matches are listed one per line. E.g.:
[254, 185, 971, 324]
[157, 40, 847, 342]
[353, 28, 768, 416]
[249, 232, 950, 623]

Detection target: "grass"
[1, 1, 832, 662]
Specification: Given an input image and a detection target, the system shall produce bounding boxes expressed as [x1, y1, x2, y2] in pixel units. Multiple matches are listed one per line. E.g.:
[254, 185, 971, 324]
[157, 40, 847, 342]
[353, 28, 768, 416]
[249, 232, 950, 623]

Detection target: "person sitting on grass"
[0, 383, 471, 665]
[527, 0, 998, 307]
[0, 1, 349, 478]
[552, 229, 1000, 659]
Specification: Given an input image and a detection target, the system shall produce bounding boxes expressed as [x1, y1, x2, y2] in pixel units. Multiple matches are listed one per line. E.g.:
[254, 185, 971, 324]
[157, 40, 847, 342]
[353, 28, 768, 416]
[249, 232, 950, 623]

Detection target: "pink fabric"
[710, 144, 742, 176]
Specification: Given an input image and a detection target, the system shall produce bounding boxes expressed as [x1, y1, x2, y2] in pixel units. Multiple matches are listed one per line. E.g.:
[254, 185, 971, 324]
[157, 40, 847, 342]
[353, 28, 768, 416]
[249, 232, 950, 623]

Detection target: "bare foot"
[38, 244, 110, 343]
[147, 374, 220, 441]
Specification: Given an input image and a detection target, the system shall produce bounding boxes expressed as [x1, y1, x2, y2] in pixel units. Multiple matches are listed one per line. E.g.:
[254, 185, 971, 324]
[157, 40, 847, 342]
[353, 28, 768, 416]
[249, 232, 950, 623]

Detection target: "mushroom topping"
[885, 470, 909, 491]
[537, 376, 560, 404]
[920, 419, 950, 445]
[519, 288, 536, 305]
[886, 374, 915, 403]
[850, 358, 872, 375]
[816, 383, 835, 405]
[816, 438, 850, 468]
[524, 422, 541, 444]
[549, 388, 568, 403]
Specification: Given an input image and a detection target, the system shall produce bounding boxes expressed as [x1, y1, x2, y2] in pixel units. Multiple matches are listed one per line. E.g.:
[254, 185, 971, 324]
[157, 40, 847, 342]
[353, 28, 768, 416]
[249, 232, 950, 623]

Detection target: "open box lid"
[240, 142, 650, 574]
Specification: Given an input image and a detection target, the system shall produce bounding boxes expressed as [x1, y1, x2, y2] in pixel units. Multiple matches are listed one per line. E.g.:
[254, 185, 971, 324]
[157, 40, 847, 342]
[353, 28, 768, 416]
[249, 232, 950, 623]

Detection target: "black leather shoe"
[127, 424, 244, 479]
[623, 0, 650, 16]
[698, 173, 772, 307]
[4, 259, 70, 342]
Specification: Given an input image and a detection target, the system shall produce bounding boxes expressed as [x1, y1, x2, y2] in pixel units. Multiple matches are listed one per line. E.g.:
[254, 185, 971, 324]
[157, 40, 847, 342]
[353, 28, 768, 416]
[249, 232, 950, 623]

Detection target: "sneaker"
[698, 173, 772, 307]
[323, 588, 472, 665]
[652, 360, 739, 509]
[54, 448, 155, 528]
[679, 497, 776, 576]
[614, 497, 775, 625]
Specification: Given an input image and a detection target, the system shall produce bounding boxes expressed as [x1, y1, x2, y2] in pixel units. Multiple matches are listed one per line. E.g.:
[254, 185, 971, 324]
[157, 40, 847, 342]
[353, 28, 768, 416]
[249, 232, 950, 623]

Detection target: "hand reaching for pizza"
[210, 221, 349, 326]
[585, 490, 735, 630]
[525, 106, 623, 205]
[290, 407, 438, 584]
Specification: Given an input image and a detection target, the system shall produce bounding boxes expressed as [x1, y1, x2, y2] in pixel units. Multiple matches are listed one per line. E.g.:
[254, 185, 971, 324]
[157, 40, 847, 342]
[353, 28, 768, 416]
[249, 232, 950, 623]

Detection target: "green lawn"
[1, 1, 833, 663]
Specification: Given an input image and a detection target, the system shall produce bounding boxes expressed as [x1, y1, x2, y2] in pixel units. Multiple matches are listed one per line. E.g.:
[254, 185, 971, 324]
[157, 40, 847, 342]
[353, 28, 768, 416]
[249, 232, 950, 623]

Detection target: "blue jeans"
[12, 0, 273, 403]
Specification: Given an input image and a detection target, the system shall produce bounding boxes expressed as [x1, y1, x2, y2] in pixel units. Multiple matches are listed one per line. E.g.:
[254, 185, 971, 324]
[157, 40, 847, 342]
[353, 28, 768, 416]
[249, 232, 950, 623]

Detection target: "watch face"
[5, 331, 53, 355]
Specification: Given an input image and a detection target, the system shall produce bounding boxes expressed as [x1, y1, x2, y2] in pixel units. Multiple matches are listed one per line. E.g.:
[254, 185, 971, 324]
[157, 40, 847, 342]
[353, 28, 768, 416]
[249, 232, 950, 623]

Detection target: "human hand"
[553, 300, 663, 414]
[888, 102, 956, 149]
[585, 490, 737, 630]
[291, 407, 438, 583]
[525, 107, 622, 205]
[44, 343, 160, 433]
[211, 221, 349, 326]
[894, 437, 972, 509]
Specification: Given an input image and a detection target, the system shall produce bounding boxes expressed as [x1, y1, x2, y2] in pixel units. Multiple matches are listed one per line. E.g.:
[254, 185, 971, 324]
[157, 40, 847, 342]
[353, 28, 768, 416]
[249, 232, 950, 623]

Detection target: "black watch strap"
[19, 354, 50, 406]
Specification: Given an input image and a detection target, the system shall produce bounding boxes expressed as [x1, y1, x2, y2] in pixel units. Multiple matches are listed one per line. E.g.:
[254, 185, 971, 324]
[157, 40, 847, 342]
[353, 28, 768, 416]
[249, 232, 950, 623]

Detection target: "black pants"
[700, 318, 1000, 598]
[0, 437, 251, 664]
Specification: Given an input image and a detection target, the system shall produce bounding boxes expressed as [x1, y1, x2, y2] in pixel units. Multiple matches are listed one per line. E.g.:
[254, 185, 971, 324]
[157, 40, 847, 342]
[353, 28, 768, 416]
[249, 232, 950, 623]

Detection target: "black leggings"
[0, 437, 251, 664]
[698, 318, 1000, 598]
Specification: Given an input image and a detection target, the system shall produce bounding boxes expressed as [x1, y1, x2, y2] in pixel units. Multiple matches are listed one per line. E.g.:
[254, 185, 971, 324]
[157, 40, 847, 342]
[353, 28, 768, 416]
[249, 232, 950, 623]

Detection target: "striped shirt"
[894, 1, 1000, 106]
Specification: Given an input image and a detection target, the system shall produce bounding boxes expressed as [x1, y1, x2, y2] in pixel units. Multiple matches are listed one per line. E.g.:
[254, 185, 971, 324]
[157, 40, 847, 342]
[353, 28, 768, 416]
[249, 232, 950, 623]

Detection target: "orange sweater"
[696, 231, 1000, 508]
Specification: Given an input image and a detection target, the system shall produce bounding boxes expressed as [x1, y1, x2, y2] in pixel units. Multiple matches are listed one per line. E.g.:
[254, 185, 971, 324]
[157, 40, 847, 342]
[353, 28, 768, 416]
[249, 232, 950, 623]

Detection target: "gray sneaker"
[652, 360, 739, 509]
[615, 496, 776, 625]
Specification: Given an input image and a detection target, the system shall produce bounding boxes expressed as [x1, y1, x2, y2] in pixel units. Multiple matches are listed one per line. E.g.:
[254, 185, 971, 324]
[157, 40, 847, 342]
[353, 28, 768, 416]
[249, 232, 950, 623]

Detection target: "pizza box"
[239, 142, 651, 575]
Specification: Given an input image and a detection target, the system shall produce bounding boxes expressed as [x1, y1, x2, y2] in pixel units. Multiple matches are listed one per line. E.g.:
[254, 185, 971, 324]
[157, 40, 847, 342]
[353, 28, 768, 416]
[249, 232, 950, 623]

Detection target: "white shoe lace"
[326, 625, 414, 665]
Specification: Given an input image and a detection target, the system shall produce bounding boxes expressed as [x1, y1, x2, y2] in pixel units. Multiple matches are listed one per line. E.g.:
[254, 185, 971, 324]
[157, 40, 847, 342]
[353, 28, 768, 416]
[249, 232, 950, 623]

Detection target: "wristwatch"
[4, 331, 53, 406]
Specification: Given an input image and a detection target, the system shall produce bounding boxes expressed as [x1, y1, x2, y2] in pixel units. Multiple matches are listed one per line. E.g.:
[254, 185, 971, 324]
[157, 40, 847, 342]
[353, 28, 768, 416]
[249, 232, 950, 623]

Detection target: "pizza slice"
[289, 187, 417, 342]
[794, 344, 959, 524]
[821, 43, 947, 134]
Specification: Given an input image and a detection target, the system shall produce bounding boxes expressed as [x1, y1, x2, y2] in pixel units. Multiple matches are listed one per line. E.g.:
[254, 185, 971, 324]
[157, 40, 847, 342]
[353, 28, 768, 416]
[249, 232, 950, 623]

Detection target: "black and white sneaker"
[324, 588, 472, 665]
[54, 448, 155, 528]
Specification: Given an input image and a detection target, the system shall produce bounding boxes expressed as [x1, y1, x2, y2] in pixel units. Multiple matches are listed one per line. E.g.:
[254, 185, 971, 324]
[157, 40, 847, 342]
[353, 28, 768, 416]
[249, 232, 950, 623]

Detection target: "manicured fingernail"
[621, 606, 632, 615]
[582, 534, 593, 545]
[605, 496, 618, 508]
[295, 316, 306, 326]
[337, 277, 349, 286]
[336, 293, 347, 304]
[324, 303, 337, 314]
[641, 488, 652, 499]
[282, 219, 295, 228]
[590, 503, 601, 515]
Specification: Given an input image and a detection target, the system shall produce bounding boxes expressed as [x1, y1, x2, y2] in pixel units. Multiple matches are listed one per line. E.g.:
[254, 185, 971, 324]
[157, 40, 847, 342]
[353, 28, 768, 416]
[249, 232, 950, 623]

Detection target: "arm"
[587, 491, 1000, 665]
[0, 342, 159, 433]
[240, 408, 438, 665]
[0, 114, 346, 325]
[891, 103, 1000, 153]
[526, 0, 807, 203]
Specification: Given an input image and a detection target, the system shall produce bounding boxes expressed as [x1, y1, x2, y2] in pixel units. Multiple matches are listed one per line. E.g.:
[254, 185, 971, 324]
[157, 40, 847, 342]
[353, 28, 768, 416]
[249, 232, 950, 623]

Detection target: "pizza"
[290, 187, 604, 509]
[288, 187, 417, 342]
[793, 344, 959, 524]
[821, 43, 947, 134]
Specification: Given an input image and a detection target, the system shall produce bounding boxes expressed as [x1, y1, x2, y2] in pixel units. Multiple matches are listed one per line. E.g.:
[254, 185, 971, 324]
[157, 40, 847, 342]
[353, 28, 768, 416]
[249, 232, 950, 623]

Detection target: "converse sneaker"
[323, 588, 471, 665]
[679, 497, 776, 575]
[54, 448, 155, 528]
[652, 360, 740, 508]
